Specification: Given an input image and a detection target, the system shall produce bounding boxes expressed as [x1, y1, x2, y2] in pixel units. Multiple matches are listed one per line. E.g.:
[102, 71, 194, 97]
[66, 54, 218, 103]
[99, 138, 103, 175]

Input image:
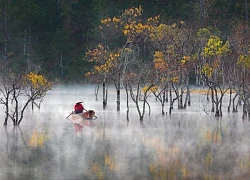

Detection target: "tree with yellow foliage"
[86, 6, 155, 111]
[150, 21, 195, 113]
[198, 33, 231, 116]
[152, 51, 169, 115]
[86, 43, 120, 109]
[0, 69, 51, 125]
[87, 6, 197, 117]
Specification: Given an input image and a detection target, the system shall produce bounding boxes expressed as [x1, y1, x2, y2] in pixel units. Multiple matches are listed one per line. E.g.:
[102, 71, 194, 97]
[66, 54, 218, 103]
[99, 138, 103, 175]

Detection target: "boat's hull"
[68, 110, 96, 126]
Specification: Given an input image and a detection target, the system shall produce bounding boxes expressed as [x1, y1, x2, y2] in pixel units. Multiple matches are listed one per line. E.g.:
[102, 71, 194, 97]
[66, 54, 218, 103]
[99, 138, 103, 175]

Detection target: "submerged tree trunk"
[18, 98, 32, 125]
[94, 83, 99, 101]
[162, 90, 165, 115]
[214, 87, 221, 116]
[184, 86, 191, 108]
[247, 100, 250, 117]
[165, 84, 168, 103]
[242, 103, 247, 119]
[211, 88, 215, 112]
[2, 87, 12, 125]
[13, 85, 19, 125]
[134, 84, 143, 121]
[232, 93, 238, 112]
[187, 86, 191, 106]
[228, 88, 232, 112]
[179, 87, 184, 109]
[117, 72, 120, 111]
[103, 80, 107, 109]
[219, 97, 223, 117]
[125, 85, 129, 121]
[153, 87, 167, 115]
[169, 88, 173, 114]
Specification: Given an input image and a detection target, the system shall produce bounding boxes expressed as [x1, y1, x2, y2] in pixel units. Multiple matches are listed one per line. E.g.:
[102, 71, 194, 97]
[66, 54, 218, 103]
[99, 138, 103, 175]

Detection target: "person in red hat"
[74, 101, 84, 114]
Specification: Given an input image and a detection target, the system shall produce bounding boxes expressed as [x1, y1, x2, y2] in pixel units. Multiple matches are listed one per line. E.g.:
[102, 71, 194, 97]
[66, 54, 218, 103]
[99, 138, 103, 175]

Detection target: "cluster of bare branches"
[0, 63, 51, 126]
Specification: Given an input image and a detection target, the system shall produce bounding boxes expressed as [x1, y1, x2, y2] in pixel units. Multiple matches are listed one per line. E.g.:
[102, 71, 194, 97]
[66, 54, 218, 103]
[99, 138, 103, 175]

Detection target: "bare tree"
[124, 63, 158, 121]
[0, 66, 52, 125]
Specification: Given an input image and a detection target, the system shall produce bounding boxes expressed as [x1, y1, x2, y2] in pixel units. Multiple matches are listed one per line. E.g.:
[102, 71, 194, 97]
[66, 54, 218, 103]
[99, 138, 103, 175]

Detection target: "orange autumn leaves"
[154, 51, 168, 72]
[85, 44, 120, 76]
[86, 6, 191, 84]
[99, 6, 159, 41]
[86, 5, 234, 88]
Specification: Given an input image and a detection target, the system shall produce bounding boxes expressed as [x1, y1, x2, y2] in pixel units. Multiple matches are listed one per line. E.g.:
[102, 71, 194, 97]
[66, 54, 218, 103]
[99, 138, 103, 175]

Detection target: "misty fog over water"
[1, 84, 250, 180]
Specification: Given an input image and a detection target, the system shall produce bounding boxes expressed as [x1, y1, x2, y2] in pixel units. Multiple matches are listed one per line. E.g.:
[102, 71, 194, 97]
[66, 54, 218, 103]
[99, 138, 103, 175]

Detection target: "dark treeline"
[0, 0, 248, 82]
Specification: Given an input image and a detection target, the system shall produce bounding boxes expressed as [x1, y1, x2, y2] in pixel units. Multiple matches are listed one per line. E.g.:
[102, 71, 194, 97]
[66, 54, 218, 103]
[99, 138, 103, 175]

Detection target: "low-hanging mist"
[0, 84, 249, 180]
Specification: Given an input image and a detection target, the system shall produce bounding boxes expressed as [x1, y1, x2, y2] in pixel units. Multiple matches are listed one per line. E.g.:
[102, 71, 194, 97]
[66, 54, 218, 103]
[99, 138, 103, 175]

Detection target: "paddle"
[66, 111, 74, 119]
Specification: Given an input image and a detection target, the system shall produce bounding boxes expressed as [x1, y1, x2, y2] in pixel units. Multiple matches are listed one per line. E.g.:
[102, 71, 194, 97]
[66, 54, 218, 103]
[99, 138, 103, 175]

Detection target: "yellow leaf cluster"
[122, 21, 150, 37]
[93, 52, 120, 74]
[100, 16, 121, 30]
[149, 23, 167, 41]
[86, 43, 107, 63]
[120, 6, 155, 40]
[25, 72, 51, 90]
[204, 36, 230, 57]
[85, 72, 91, 77]
[172, 76, 179, 83]
[85, 43, 121, 77]
[181, 56, 191, 65]
[200, 60, 221, 78]
[149, 21, 182, 42]
[142, 85, 159, 93]
[122, 5, 142, 18]
[238, 55, 250, 69]
[180, 20, 185, 25]
[150, 86, 159, 93]
[171, 23, 177, 28]
[147, 15, 160, 25]
[201, 64, 213, 78]
[101, 16, 121, 24]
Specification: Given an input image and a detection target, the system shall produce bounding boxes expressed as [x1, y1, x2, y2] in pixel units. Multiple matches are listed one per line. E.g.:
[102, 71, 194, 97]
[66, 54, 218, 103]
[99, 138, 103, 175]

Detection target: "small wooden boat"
[67, 110, 97, 126]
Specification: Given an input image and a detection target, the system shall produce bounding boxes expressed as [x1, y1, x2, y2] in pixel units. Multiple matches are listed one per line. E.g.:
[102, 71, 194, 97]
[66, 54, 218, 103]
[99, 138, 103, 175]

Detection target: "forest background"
[0, 0, 249, 83]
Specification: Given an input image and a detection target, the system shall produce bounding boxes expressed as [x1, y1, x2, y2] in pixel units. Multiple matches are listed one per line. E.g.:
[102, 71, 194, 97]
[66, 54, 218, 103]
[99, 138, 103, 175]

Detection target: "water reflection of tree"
[145, 117, 249, 179]
[4, 126, 28, 179]
[3, 126, 52, 179]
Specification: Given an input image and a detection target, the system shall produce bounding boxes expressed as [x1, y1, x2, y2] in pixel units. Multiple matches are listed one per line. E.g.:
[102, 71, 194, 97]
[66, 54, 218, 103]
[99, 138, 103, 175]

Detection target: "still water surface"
[0, 84, 250, 180]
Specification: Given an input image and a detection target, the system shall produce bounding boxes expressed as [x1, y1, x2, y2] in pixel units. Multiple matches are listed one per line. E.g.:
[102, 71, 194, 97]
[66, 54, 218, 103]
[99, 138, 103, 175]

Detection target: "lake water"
[0, 84, 250, 180]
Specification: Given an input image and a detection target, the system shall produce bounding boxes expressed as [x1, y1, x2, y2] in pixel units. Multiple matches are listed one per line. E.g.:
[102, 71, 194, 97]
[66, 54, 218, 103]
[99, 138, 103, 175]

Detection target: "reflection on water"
[73, 120, 95, 136]
[0, 84, 250, 180]
[29, 129, 48, 148]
